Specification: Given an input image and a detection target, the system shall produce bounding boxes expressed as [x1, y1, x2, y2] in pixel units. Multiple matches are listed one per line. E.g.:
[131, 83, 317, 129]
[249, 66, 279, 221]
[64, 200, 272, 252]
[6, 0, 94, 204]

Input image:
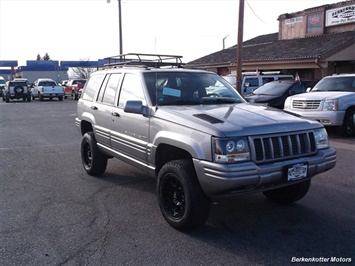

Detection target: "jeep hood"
[155, 103, 321, 137]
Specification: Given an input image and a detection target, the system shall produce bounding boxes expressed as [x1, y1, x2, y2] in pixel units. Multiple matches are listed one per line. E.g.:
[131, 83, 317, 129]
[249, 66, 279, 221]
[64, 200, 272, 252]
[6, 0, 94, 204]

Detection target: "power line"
[245, 0, 268, 24]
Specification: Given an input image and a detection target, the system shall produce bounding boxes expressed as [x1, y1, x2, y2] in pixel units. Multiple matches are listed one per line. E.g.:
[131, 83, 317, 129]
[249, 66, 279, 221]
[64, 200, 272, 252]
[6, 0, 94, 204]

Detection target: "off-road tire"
[263, 179, 311, 204]
[157, 159, 211, 230]
[81, 132, 108, 176]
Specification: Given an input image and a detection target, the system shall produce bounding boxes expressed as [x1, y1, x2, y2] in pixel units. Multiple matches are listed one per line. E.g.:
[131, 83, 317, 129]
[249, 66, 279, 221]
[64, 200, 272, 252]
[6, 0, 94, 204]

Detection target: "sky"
[0, 0, 340, 66]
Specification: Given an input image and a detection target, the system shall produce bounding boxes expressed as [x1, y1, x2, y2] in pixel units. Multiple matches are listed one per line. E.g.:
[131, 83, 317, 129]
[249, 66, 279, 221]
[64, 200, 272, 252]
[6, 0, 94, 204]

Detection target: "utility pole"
[107, 0, 123, 56]
[118, 0, 123, 55]
[236, 0, 244, 94]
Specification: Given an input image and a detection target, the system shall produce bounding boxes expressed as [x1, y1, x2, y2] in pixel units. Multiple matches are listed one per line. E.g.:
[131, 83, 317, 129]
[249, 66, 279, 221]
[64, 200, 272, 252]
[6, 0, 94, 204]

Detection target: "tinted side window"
[82, 73, 105, 101]
[262, 77, 274, 84]
[101, 73, 121, 105]
[118, 74, 146, 108]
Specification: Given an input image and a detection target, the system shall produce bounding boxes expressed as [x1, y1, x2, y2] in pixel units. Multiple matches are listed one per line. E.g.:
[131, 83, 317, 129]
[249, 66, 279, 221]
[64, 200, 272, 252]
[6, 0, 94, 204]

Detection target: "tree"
[43, 53, 50, 61]
[69, 58, 96, 79]
[35, 53, 51, 60]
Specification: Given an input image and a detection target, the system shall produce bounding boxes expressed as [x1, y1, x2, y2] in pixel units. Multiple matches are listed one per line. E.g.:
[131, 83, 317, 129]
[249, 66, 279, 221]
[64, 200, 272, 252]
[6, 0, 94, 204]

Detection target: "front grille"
[252, 131, 316, 163]
[292, 100, 321, 109]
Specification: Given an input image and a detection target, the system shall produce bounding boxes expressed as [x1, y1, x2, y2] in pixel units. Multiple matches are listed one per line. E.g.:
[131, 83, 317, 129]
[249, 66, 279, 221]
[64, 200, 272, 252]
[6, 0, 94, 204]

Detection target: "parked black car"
[244, 79, 318, 109]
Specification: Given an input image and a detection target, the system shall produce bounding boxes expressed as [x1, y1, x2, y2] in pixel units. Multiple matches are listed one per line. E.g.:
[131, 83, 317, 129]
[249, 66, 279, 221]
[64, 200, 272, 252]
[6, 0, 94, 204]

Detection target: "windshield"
[38, 81, 57, 86]
[10, 81, 28, 86]
[251, 81, 293, 96]
[0, 80, 5, 85]
[143, 72, 244, 106]
[73, 80, 86, 85]
[311, 76, 355, 92]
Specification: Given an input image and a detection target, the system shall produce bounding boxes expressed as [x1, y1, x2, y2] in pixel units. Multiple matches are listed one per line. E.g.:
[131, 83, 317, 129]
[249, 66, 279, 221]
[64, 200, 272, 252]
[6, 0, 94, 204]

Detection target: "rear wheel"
[263, 180, 311, 204]
[58, 95, 63, 101]
[81, 132, 108, 176]
[157, 159, 211, 230]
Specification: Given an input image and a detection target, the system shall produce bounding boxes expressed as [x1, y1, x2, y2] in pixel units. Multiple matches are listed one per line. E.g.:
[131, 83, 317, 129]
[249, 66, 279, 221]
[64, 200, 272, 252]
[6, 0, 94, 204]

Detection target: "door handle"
[91, 106, 98, 110]
[112, 112, 120, 117]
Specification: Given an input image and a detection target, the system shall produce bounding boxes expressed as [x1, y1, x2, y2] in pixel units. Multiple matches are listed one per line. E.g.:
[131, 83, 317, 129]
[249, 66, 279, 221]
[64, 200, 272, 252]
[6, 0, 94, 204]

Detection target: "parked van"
[223, 73, 293, 96]
[0, 76, 6, 97]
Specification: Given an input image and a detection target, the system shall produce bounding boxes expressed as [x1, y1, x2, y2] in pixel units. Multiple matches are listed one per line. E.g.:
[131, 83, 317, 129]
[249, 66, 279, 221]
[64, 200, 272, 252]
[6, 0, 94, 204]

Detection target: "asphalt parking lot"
[0, 99, 354, 265]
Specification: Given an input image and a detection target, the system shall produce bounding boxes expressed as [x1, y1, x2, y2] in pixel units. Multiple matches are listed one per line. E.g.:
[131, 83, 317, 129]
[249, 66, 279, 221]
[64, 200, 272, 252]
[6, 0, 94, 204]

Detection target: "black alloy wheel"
[157, 159, 211, 230]
[80, 132, 108, 176]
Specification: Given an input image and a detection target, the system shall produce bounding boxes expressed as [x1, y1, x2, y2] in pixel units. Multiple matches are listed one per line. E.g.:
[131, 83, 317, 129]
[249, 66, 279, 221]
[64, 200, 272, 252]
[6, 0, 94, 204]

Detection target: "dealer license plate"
[287, 163, 307, 181]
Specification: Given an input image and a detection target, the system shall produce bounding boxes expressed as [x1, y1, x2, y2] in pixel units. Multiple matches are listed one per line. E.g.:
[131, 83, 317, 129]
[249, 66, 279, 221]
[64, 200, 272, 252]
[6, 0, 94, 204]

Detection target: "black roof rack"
[102, 53, 184, 68]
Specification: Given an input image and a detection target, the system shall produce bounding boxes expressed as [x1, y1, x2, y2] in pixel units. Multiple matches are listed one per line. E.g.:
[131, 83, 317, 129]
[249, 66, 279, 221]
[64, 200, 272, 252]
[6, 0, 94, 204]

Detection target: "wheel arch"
[154, 144, 192, 176]
[80, 120, 93, 136]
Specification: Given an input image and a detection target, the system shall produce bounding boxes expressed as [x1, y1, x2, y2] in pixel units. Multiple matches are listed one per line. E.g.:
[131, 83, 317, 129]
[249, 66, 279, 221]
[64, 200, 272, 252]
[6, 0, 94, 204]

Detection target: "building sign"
[307, 13, 324, 34]
[285, 16, 303, 25]
[326, 4, 355, 26]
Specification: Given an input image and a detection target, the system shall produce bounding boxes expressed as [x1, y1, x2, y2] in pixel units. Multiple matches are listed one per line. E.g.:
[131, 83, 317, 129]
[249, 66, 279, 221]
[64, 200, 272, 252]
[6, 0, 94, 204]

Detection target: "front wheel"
[81, 132, 108, 176]
[263, 179, 311, 204]
[157, 159, 210, 230]
[343, 110, 355, 137]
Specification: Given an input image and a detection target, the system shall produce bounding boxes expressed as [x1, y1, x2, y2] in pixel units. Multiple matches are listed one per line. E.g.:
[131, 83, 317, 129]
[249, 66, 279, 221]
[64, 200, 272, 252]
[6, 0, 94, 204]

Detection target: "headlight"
[213, 137, 250, 163]
[323, 99, 338, 111]
[314, 128, 329, 149]
[284, 97, 291, 109]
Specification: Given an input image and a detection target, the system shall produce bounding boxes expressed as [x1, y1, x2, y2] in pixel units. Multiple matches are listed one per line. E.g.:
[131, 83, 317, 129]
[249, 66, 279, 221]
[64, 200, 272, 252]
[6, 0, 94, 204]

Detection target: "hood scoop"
[193, 114, 224, 124]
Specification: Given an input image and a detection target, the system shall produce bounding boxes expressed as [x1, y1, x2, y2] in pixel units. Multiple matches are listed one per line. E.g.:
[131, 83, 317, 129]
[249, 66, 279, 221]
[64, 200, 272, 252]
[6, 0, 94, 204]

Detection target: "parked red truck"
[64, 79, 86, 100]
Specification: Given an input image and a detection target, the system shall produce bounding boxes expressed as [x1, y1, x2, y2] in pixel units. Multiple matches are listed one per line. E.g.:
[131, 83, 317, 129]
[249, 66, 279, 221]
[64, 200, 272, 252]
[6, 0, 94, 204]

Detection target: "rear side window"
[97, 73, 122, 106]
[82, 73, 106, 101]
[244, 77, 259, 87]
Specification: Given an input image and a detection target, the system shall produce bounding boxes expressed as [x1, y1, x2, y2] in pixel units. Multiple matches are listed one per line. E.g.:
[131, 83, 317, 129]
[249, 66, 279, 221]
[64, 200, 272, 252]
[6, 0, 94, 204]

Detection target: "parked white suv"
[284, 74, 355, 137]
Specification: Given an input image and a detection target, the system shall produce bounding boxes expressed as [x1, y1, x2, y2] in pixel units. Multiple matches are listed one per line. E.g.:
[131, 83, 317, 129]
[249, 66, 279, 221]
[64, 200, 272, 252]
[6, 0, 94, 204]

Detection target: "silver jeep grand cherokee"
[76, 53, 336, 230]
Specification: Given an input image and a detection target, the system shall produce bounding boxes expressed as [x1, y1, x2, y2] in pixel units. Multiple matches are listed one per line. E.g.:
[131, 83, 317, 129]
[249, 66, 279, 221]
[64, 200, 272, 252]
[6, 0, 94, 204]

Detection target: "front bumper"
[193, 147, 336, 196]
[286, 109, 345, 126]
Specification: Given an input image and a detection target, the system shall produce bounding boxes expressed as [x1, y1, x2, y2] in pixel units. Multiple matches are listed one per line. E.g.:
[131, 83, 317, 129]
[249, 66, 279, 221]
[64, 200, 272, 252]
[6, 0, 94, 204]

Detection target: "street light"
[223, 35, 229, 50]
[107, 0, 123, 55]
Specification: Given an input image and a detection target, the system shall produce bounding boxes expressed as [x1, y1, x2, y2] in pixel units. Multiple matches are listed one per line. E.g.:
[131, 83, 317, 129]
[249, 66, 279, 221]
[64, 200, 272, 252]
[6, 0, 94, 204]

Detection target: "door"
[110, 73, 150, 165]
[92, 73, 122, 147]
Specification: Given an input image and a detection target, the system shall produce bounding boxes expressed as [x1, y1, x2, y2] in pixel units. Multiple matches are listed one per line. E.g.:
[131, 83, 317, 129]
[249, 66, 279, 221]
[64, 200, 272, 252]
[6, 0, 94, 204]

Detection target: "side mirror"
[306, 87, 312, 92]
[244, 82, 250, 88]
[124, 100, 147, 115]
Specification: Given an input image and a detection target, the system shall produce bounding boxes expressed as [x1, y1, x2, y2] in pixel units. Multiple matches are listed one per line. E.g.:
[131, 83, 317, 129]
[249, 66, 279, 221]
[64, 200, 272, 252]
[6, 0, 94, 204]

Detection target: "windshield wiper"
[201, 97, 241, 104]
